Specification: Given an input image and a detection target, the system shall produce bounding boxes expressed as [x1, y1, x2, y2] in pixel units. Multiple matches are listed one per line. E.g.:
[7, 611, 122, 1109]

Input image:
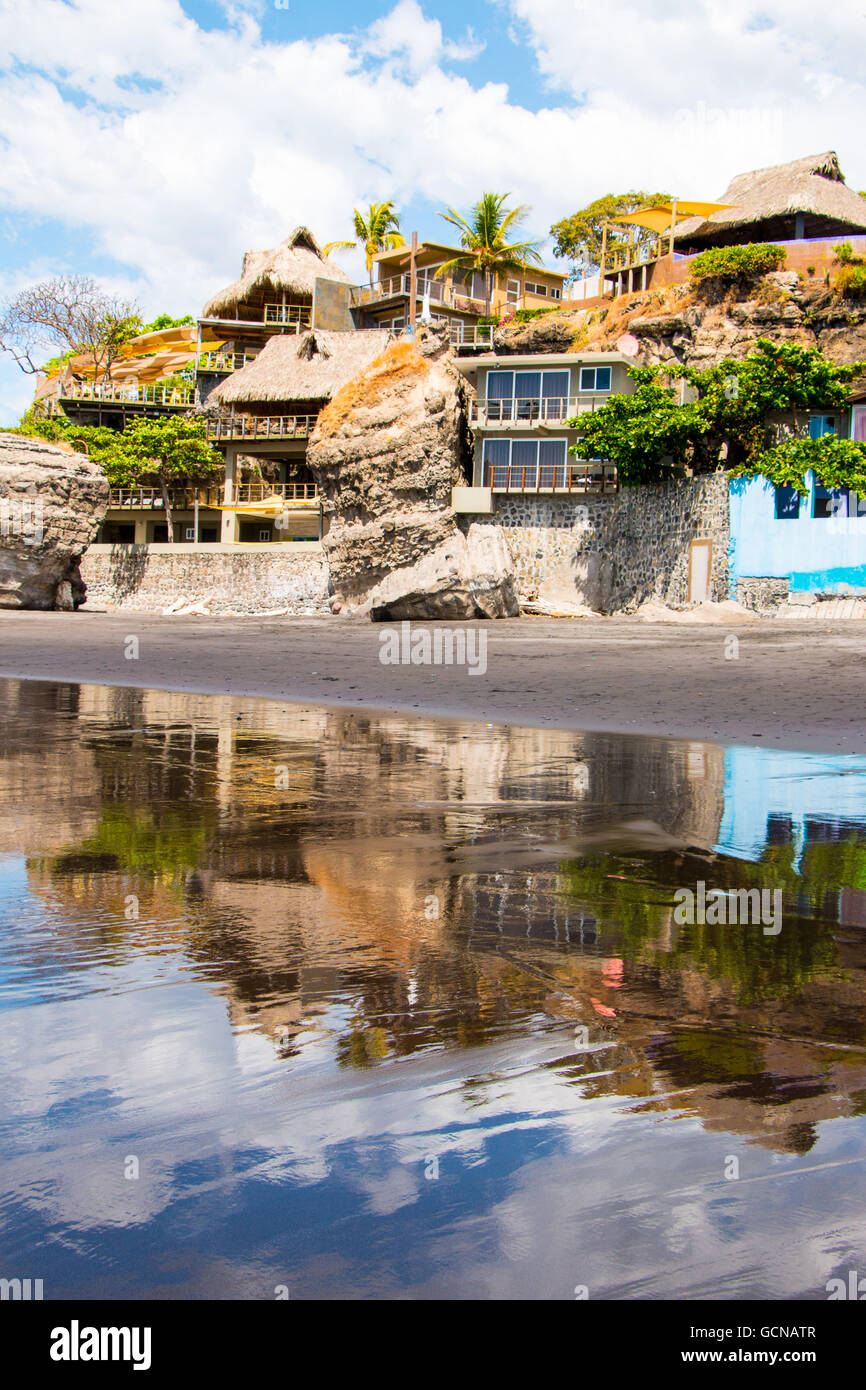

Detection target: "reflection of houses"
[352, 239, 567, 346]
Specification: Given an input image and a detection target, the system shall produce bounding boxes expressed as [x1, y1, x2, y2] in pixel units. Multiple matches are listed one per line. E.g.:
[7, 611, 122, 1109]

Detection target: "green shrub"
[836, 264, 866, 297]
[689, 243, 786, 283]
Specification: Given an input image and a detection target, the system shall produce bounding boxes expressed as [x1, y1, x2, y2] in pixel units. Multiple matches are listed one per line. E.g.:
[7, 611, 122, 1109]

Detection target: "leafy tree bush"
[688, 243, 786, 283]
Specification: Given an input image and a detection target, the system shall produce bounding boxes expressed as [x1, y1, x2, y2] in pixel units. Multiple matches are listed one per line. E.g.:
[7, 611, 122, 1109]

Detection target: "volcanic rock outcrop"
[308, 325, 518, 619]
[493, 273, 866, 369]
[0, 432, 109, 609]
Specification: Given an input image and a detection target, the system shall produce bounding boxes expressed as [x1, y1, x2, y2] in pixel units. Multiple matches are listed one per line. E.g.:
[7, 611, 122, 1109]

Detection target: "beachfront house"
[730, 390, 866, 604]
[351, 240, 568, 347]
[452, 349, 629, 509]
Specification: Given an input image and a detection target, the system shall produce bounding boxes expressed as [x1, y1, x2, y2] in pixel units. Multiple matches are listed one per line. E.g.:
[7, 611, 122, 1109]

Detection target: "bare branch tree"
[0, 275, 141, 381]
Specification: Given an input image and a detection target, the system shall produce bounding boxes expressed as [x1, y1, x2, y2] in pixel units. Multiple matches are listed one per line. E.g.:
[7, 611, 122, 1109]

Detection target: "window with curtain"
[485, 370, 514, 422]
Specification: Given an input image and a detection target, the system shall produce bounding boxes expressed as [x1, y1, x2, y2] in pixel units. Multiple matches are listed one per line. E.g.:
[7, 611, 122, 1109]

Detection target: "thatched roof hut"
[202, 227, 353, 320]
[676, 152, 866, 250]
[210, 328, 391, 405]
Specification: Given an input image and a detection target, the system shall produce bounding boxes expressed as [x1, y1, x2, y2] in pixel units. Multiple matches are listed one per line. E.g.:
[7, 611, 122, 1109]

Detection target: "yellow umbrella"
[613, 200, 734, 234]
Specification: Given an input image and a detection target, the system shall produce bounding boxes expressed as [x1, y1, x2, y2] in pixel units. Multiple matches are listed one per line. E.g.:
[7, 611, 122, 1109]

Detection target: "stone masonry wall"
[461, 473, 730, 612]
[81, 546, 329, 615]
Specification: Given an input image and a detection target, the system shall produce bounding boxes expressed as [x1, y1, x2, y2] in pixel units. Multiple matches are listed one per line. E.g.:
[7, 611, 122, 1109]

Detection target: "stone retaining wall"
[736, 576, 790, 612]
[461, 473, 730, 612]
[81, 544, 329, 615]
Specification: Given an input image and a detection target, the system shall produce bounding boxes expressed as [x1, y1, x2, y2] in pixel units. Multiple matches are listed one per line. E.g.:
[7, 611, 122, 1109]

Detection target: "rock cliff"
[493, 273, 866, 369]
[0, 433, 108, 609]
[307, 325, 518, 619]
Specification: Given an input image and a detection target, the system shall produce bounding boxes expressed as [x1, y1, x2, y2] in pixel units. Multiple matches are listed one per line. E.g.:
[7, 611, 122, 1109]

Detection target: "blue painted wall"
[728, 473, 866, 595]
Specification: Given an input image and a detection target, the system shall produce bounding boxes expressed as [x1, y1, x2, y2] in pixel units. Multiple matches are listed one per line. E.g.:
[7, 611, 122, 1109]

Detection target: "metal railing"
[61, 381, 195, 406]
[205, 414, 318, 442]
[486, 461, 618, 493]
[469, 394, 610, 425]
[197, 351, 258, 373]
[450, 323, 494, 349]
[263, 303, 312, 327]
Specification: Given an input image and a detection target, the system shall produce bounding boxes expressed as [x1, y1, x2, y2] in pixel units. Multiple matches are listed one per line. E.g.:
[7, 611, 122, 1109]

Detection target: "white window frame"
[482, 436, 570, 488]
[579, 365, 612, 393]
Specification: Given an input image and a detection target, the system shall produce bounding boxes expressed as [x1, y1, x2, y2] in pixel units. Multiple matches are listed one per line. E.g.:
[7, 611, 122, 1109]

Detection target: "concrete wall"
[462, 472, 730, 612]
[729, 473, 866, 597]
[81, 543, 329, 615]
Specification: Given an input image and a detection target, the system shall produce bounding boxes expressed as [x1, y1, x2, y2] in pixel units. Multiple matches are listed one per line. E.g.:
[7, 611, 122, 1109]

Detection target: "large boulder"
[0, 432, 108, 609]
[308, 325, 518, 619]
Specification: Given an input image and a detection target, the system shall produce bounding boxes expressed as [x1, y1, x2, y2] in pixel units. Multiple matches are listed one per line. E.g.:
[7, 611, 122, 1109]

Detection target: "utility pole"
[408, 231, 418, 334]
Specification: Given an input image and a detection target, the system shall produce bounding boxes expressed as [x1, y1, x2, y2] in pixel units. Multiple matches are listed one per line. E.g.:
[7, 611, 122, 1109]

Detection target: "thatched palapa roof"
[676, 152, 866, 247]
[202, 227, 353, 319]
[210, 328, 391, 405]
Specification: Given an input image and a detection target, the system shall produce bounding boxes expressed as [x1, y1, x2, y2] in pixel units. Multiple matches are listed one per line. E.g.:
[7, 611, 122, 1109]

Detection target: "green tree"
[550, 190, 670, 276]
[324, 201, 406, 284]
[434, 192, 543, 315]
[107, 416, 220, 543]
[570, 339, 866, 484]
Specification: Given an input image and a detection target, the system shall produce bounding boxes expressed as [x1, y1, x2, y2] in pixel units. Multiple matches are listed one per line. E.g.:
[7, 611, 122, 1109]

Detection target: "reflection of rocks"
[309, 326, 517, 619]
[0, 433, 107, 609]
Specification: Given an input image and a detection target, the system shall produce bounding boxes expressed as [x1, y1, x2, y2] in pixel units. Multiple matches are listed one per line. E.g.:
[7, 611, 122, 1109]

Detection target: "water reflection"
[1, 678, 865, 1300]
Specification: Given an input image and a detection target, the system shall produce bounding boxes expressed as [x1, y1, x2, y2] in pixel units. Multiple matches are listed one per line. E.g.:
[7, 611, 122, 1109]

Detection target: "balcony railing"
[205, 414, 318, 442]
[469, 395, 610, 426]
[61, 382, 195, 406]
[450, 323, 494, 349]
[350, 273, 485, 314]
[198, 351, 258, 373]
[486, 461, 618, 494]
[108, 486, 221, 510]
[232, 482, 318, 504]
[263, 303, 312, 327]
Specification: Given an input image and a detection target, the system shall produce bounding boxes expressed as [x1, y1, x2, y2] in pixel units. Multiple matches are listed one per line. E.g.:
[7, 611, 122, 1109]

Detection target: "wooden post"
[600, 220, 609, 297]
[409, 231, 418, 332]
[669, 199, 678, 262]
[193, 491, 199, 545]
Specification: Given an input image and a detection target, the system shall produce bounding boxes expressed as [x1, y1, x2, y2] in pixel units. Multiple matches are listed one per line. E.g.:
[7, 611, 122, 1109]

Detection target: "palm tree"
[324, 201, 406, 285]
[434, 193, 544, 315]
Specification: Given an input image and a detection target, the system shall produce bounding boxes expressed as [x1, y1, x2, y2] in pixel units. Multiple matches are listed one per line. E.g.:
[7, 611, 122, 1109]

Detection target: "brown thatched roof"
[676, 152, 866, 245]
[202, 227, 353, 319]
[209, 328, 391, 405]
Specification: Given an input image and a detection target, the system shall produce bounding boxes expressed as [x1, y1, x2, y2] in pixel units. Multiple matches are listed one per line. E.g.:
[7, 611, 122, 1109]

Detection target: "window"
[184, 527, 196, 541]
[808, 415, 837, 439]
[524, 281, 548, 297]
[506, 279, 520, 304]
[484, 368, 571, 420]
[258, 528, 272, 541]
[482, 437, 569, 489]
[579, 365, 612, 392]
[550, 286, 561, 300]
[774, 485, 800, 519]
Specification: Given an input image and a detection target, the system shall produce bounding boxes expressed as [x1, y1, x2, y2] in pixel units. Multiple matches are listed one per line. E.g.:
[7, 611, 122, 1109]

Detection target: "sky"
[1, 0, 865, 422]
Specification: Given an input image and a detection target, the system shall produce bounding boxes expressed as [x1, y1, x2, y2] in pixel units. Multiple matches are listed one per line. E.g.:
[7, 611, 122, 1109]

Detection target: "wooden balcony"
[486, 461, 617, 494]
[60, 382, 195, 406]
[197, 351, 258, 373]
[205, 414, 318, 442]
[232, 482, 318, 504]
[469, 395, 610, 427]
[108, 485, 221, 510]
[351, 273, 485, 314]
[263, 303, 312, 327]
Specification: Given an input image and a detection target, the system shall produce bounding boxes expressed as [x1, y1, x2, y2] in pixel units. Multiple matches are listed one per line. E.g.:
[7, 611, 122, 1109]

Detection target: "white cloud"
[0, 0, 863, 422]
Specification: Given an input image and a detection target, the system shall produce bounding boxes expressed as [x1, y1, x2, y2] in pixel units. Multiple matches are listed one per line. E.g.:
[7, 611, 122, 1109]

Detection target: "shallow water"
[1, 677, 865, 1300]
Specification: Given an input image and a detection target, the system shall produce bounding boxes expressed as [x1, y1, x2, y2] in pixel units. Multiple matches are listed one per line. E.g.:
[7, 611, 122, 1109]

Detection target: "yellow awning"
[217, 498, 316, 516]
[613, 201, 735, 234]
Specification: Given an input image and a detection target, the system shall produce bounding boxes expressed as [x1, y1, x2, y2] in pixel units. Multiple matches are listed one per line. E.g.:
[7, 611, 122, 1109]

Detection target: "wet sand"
[0, 609, 864, 752]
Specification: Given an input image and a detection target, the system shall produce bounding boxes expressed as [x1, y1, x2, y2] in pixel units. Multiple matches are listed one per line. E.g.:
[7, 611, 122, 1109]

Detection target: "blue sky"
[1, 0, 865, 423]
